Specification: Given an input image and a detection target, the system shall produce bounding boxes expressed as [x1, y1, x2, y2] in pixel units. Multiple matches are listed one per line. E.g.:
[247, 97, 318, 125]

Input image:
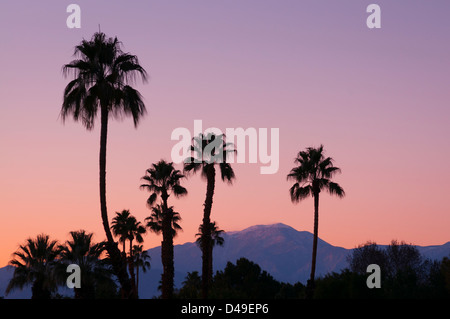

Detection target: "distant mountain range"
[1, 223, 449, 299]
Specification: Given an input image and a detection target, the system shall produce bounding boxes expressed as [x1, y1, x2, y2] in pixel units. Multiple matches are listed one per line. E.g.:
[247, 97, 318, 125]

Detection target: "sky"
[0, 0, 449, 267]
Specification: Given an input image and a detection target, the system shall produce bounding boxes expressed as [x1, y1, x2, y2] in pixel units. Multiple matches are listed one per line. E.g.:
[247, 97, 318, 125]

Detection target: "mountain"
[1, 223, 449, 299]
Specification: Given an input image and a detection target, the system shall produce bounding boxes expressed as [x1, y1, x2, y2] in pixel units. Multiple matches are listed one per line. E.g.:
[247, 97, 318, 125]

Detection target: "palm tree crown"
[58, 230, 114, 299]
[61, 32, 148, 130]
[7, 234, 61, 299]
[196, 221, 225, 249]
[146, 204, 183, 238]
[287, 144, 345, 201]
[111, 210, 146, 257]
[184, 133, 236, 183]
[140, 160, 187, 205]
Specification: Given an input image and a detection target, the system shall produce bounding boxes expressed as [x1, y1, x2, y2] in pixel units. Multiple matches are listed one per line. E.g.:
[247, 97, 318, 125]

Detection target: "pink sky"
[1, 1, 449, 267]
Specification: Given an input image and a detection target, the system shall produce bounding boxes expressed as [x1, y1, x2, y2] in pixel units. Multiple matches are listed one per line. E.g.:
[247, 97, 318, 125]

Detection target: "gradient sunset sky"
[1, 1, 449, 267]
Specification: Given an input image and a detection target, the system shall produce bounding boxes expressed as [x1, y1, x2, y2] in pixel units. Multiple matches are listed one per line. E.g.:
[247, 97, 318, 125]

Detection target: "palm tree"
[195, 221, 225, 284]
[140, 160, 187, 299]
[6, 234, 61, 299]
[58, 230, 115, 299]
[287, 145, 345, 298]
[132, 245, 151, 297]
[145, 204, 182, 298]
[126, 216, 146, 298]
[127, 218, 146, 258]
[178, 271, 202, 298]
[61, 32, 147, 298]
[146, 204, 183, 237]
[111, 210, 146, 256]
[111, 210, 133, 256]
[184, 133, 235, 298]
[111, 210, 146, 298]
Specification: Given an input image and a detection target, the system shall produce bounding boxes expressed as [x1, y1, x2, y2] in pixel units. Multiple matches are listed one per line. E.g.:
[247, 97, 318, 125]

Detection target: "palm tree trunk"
[31, 279, 51, 299]
[208, 237, 213, 284]
[201, 165, 215, 299]
[161, 194, 174, 299]
[99, 106, 114, 243]
[136, 259, 140, 295]
[129, 239, 137, 298]
[307, 191, 320, 299]
[99, 105, 132, 298]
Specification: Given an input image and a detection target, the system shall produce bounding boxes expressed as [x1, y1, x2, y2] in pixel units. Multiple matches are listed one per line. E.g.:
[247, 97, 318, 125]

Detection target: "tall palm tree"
[58, 230, 115, 299]
[61, 32, 147, 298]
[287, 145, 345, 298]
[6, 234, 61, 299]
[132, 245, 151, 297]
[195, 221, 225, 283]
[184, 133, 235, 298]
[140, 160, 187, 299]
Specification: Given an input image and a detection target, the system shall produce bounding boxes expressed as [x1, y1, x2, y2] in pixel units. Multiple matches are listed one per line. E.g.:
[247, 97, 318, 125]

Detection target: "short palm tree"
[111, 210, 133, 256]
[287, 145, 345, 298]
[111, 210, 146, 257]
[127, 218, 146, 258]
[6, 234, 61, 299]
[196, 221, 225, 283]
[126, 216, 146, 298]
[58, 230, 114, 299]
[132, 245, 151, 297]
[184, 133, 235, 298]
[61, 32, 148, 298]
[111, 210, 146, 298]
[140, 160, 187, 299]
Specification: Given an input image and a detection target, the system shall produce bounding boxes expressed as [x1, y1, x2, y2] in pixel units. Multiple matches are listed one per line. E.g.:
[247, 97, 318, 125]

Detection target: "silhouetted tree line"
[5, 234, 449, 299]
[176, 258, 305, 299]
[175, 241, 450, 299]
[315, 240, 450, 299]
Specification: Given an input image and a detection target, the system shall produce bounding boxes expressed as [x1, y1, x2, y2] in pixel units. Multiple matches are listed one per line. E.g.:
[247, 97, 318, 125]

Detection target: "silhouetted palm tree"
[184, 133, 235, 298]
[111, 210, 146, 256]
[196, 221, 225, 283]
[6, 234, 61, 299]
[111, 210, 133, 256]
[127, 216, 146, 298]
[287, 145, 345, 299]
[132, 245, 151, 297]
[141, 160, 187, 299]
[178, 271, 202, 298]
[146, 204, 182, 299]
[146, 204, 183, 237]
[61, 32, 148, 298]
[111, 210, 146, 298]
[58, 230, 115, 299]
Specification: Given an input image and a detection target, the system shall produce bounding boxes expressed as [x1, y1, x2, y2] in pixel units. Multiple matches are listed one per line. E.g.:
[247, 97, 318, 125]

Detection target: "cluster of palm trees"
[6, 231, 126, 299]
[7, 31, 346, 299]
